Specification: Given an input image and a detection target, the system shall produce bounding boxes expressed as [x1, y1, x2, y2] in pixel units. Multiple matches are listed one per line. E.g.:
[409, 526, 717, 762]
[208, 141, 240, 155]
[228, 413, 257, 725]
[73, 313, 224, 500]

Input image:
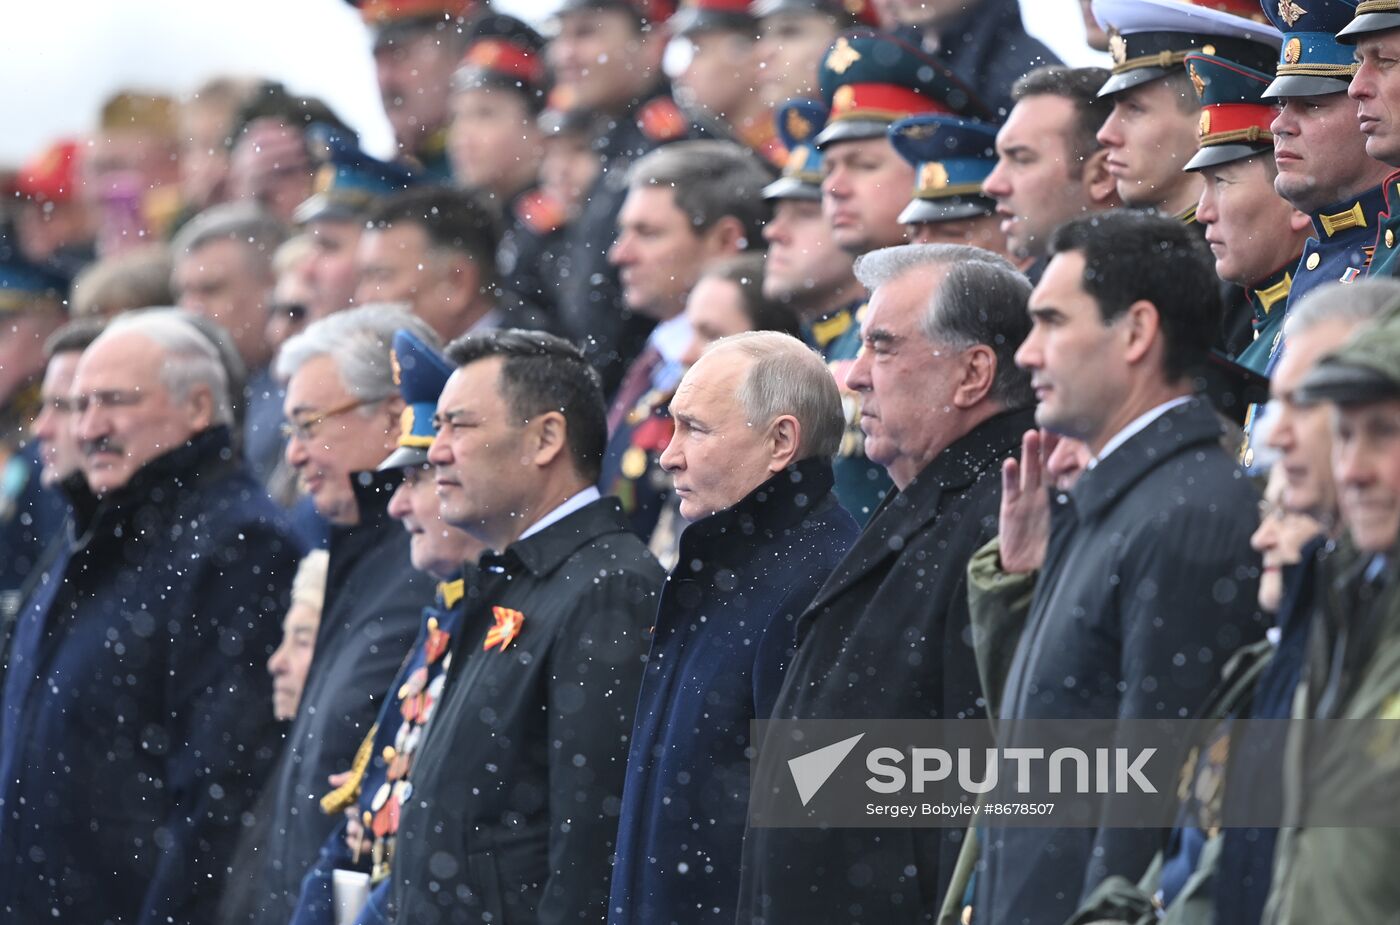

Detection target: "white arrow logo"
[788, 733, 865, 806]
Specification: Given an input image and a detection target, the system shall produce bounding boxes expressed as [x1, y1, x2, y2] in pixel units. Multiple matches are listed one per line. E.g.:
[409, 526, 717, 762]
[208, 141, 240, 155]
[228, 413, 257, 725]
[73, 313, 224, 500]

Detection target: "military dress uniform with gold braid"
[287, 329, 475, 925]
[1280, 186, 1384, 358]
[1367, 172, 1400, 279]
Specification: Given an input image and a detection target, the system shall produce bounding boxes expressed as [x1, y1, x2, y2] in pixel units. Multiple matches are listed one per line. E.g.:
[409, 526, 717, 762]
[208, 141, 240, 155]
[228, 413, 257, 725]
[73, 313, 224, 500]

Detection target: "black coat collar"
[675, 456, 838, 559]
[1071, 398, 1224, 522]
[487, 496, 632, 578]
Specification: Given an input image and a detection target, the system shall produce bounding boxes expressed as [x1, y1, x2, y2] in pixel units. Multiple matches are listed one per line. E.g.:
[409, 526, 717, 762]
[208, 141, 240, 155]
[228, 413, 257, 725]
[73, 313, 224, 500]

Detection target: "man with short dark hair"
[357, 186, 550, 340]
[391, 329, 665, 924]
[739, 243, 1037, 922]
[977, 210, 1264, 925]
[0, 311, 300, 925]
[982, 65, 1119, 276]
[609, 331, 859, 925]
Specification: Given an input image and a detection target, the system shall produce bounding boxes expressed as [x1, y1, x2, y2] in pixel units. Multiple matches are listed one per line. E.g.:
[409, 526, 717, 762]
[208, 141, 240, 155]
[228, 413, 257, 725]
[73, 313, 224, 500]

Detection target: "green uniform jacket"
[1265, 535, 1400, 925]
[1369, 170, 1400, 281]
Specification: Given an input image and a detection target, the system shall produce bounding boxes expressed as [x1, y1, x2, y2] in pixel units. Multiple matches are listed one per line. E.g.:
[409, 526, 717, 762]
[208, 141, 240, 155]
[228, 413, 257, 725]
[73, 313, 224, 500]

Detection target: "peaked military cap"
[763, 98, 829, 201]
[814, 30, 991, 148]
[888, 114, 998, 224]
[453, 13, 548, 104]
[1092, 0, 1281, 97]
[672, 0, 755, 35]
[1262, 0, 1360, 96]
[1297, 302, 1400, 404]
[353, 0, 480, 48]
[1338, 0, 1400, 41]
[0, 244, 68, 315]
[380, 329, 455, 471]
[294, 126, 423, 225]
[750, 0, 881, 27]
[16, 140, 80, 204]
[1183, 52, 1277, 169]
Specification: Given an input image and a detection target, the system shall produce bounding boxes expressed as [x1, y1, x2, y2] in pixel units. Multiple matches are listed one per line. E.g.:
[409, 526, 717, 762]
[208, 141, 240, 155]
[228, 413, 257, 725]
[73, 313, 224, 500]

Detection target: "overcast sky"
[0, 0, 1103, 166]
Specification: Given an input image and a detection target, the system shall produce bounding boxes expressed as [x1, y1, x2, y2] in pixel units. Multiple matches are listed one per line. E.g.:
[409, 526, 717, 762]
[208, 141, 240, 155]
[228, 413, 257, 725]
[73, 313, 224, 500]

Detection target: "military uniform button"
[1306, 252, 1320, 270]
[1387, 229, 1396, 249]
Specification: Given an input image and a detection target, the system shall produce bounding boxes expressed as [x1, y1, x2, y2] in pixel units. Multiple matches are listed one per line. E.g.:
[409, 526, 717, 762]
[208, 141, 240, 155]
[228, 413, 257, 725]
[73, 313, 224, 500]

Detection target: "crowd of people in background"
[2, 0, 1400, 922]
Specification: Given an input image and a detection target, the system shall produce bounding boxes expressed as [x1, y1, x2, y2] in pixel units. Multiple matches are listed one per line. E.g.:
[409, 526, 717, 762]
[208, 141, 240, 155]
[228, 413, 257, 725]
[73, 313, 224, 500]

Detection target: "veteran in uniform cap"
[752, 0, 881, 107]
[358, 0, 481, 179]
[762, 99, 891, 522]
[889, 114, 1011, 256]
[1339, 0, 1400, 278]
[285, 329, 482, 925]
[1092, 0, 1280, 221]
[1264, 0, 1393, 339]
[1187, 52, 1310, 368]
[817, 29, 992, 260]
[294, 127, 421, 322]
[1262, 303, 1400, 925]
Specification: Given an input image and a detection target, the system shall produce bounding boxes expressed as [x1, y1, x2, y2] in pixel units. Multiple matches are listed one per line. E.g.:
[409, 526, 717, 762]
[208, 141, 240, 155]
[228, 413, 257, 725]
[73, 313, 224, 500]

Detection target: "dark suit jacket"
[737, 408, 1035, 924]
[978, 399, 1263, 925]
[391, 497, 665, 925]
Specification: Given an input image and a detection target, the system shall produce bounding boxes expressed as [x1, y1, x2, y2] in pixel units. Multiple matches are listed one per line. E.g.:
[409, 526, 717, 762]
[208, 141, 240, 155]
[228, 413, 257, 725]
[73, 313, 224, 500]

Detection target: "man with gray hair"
[0, 310, 300, 924]
[738, 243, 1037, 923]
[172, 201, 290, 483]
[608, 331, 860, 925]
[247, 304, 437, 924]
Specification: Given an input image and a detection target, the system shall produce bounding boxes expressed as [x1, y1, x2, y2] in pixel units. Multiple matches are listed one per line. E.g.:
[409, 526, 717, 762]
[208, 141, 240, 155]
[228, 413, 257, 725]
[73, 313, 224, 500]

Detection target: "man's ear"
[1082, 148, 1122, 209]
[952, 344, 997, 409]
[703, 215, 748, 255]
[1288, 206, 1311, 235]
[187, 385, 216, 431]
[1121, 300, 1162, 367]
[767, 414, 801, 472]
[529, 411, 569, 469]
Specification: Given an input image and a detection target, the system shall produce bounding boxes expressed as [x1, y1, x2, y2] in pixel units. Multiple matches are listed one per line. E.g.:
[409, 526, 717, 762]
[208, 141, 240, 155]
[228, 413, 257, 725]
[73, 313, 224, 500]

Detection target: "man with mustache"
[0, 310, 300, 925]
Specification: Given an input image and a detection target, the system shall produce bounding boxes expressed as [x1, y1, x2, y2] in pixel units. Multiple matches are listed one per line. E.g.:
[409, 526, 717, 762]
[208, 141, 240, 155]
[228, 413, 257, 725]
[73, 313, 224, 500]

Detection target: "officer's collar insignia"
[1319, 201, 1367, 237]
[827, 36, 862, 74]
[1277, 0, 1306, 27]
[811, 308, 854, 348]
[1253, 271, 1292, 312]
[484, 606, 525, 652]
[437, 578, 464, 609]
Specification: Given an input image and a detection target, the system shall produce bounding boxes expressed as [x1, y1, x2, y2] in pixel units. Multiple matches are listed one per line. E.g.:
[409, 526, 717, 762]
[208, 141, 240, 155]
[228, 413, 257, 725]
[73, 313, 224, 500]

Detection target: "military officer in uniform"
[1338, 0, 1400, 278]
[1185, 52, 1309, 370]
[448, 14, 569, 325]
[358, 0, 479, 180]
[888, 113, 1012, 255]
[1263, 0, 1393, 346]
[286, 330, 482, 925]
[1091, 0, 1281, 223]
[761, 98, 891, 523]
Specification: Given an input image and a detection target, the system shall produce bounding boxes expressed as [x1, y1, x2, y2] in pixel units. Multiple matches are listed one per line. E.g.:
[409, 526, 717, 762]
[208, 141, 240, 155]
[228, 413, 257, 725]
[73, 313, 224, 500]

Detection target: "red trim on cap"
[360, 0, 476, 24]
[681, 0, 750, 12]
[1203, 102, 1277, 138]
[830, 83, 951, 121]
[462, 40, 544, 85]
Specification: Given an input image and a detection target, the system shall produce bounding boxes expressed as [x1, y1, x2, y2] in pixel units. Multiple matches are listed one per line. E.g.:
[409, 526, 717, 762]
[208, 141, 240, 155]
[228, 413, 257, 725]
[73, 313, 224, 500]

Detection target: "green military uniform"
[1264, 304, 1400, 925]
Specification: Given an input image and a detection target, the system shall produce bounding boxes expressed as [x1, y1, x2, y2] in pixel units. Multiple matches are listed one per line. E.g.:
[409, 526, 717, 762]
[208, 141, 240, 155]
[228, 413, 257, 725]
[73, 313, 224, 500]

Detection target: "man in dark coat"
[977, 211, 1264, 925]
[0, 311, 299, 925]
[391, 330, 664, 924]
[247, 306, 439, 924]
[738, 243, 1038, 923]
[607, 332, 859, 925]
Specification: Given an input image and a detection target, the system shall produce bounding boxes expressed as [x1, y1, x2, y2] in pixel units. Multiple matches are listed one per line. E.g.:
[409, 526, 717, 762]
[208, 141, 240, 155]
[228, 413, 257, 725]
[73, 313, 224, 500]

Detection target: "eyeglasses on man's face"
[281, 397, 377, 442]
